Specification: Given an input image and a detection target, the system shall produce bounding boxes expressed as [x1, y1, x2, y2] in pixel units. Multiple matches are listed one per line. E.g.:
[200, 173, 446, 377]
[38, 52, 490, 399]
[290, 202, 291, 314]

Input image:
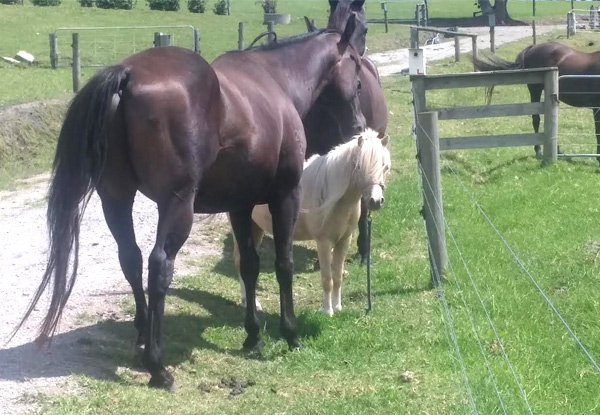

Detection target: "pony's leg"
[593, 109, 600, 166]
[332, 235, 352, 313]
[529, 84, 544, 159]
[233, 219, 264, 311]
[144, 193, 195, 391]
[229, 210, 263, 350]
[316, 240, 334, 316]
[98, 190, 146, 354]
[269, 189, 301, 349]
[356, 198, 369, 267]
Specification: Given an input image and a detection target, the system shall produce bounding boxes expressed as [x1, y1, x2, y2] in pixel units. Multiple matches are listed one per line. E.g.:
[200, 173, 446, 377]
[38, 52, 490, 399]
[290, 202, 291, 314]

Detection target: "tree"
[477, 0, 520, 25]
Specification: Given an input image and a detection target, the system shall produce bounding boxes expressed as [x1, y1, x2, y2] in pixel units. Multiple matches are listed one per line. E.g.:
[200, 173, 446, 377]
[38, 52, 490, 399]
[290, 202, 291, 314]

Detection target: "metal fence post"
[416, 111, 448, 282]
[543, 69, 559, 164]
[49, 33, 58, 69]
[72, 33, 81, 93]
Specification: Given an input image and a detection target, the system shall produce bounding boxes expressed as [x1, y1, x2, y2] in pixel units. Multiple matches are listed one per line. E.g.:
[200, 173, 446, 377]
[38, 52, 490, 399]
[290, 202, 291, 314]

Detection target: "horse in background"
[14, 0, 367, 391]
[304, 11, 388, 267]
[474, 42, 600, 164]
[233, 130, 391, 315]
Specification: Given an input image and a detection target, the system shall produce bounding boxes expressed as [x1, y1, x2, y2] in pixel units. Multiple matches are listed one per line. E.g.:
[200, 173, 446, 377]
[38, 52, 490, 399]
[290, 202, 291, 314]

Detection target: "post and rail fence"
[411, 67, 559, 277]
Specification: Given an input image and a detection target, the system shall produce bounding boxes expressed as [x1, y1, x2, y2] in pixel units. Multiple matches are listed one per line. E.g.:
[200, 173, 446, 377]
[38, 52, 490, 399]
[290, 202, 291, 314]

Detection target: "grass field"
[2, 0, 600, 413]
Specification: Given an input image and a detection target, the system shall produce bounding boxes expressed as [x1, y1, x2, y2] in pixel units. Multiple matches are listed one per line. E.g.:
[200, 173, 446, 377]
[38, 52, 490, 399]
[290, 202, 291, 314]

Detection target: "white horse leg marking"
[332, 236, 352, 313]
[317, 240, 334, 316]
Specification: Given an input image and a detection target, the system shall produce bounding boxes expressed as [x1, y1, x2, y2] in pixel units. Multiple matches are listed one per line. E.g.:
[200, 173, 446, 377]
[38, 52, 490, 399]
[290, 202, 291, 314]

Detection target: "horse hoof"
[287, 337, 302, 350]
[333, 305, 342, 313]
[148, 371, 176, 392]
[320, 307, 334, 316]
[243, 336, 264, 351]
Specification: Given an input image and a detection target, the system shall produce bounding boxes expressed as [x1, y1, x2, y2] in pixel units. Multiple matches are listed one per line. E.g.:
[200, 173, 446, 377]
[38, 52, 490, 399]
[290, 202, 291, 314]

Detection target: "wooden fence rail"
[411, 67, 559, 277]
[410, 26, 479, 68]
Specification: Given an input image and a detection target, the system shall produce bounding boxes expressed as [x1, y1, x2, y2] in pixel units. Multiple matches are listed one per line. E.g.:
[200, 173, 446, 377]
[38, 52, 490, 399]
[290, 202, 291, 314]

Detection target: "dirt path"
[0, 24, 563, 415]
[0, 175, 226, 414]
[369, 25, 563, 76]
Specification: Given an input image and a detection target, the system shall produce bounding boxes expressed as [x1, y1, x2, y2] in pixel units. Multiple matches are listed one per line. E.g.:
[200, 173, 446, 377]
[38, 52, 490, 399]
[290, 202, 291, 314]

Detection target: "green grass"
[3, 1, 600, 414]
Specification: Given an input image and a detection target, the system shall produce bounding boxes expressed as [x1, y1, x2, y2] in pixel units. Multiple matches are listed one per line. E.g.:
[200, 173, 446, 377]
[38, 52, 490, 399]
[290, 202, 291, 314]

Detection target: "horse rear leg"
[594, 109, 600, 166]
[98, 189, 146, 355]
[230, 210, 263, 350]
[144, 192, 195, 391]
[232, 217, 264, 310]
[269, 189, 301, 349]
[356, 199, 369, 266]
[332, 235, 352, 313]
[529, 84, 544, 159]
[316, 240, 334, 316]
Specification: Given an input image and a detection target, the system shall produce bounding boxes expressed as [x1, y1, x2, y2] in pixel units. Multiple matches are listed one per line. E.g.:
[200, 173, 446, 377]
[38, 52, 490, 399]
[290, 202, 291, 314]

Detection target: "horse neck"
[262, 33, 342, 117]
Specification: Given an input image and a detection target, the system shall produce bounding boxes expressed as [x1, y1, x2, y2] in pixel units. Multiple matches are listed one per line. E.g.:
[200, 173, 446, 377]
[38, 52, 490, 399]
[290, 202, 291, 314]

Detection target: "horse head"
[353, 129, 391, 211]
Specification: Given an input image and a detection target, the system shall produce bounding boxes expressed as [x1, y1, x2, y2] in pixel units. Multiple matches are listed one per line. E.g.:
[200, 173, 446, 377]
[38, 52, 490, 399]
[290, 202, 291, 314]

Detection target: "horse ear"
[381, 135, 389, 147]
[357, 135, 364, 147]
[304, 16, 318, 33]
[342, 13, 357, 44]
[351, 0, 365, 10]
[329, 0, 339, 12]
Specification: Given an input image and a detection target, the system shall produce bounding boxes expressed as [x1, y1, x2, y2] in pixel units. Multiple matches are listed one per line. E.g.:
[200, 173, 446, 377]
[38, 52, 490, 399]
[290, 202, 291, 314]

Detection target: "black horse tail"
[12, 64, 130, 346]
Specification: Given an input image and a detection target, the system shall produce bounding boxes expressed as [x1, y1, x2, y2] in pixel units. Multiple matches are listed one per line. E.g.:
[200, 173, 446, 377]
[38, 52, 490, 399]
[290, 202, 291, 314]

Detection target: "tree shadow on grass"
[0, 289, 321, 385]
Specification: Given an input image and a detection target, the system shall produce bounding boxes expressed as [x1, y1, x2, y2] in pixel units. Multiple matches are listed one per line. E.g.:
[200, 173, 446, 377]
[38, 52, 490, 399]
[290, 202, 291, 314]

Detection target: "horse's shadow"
[0, 289, 320, 385]
[212, 232, 320, 281]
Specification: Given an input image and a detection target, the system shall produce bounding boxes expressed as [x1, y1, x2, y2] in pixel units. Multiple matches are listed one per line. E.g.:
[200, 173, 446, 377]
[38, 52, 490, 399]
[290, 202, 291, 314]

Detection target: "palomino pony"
[304, 13, 388, 266]
[474, 42, 600, 164]
[15, 1, 367, 391]
[233, 130, 391, 315]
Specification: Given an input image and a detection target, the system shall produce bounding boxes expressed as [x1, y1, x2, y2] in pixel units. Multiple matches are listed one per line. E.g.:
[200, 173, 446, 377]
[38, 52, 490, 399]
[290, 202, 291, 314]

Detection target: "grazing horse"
[15, 1, 367, 391]
[474, 42, 600, 164]
[304, 13, 388, 266]
[233, 130, 391, 315]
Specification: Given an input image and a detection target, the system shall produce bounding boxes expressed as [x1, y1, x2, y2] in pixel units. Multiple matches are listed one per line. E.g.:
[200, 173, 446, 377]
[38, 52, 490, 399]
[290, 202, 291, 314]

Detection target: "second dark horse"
[474, 42, 600, 165]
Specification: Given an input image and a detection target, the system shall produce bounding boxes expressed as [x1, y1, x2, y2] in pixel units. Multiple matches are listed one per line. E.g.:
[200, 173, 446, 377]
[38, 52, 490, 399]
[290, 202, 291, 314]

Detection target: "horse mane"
[301, 128, 389, 222]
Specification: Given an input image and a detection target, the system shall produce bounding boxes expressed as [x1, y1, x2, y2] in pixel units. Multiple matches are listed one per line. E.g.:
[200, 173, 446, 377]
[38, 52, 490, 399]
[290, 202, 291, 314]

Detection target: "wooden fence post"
[267, 21, 275, 44]
[49, 33, 58, 69]
[543, 68, 559, 164]
[154, 32, 171, 47]
[410, 26, 419, 48]
[193, 28, 200, 54]
[416, 111, 448, 282]
[415, 5, 421, 26]
[238, 22, 244, 50]
[382, 2, 389, 34]
[532, 20, 537, 45]
[72, 33, 81, 93]
[454, 36, 460, 62]
[471, 35, 478, 70]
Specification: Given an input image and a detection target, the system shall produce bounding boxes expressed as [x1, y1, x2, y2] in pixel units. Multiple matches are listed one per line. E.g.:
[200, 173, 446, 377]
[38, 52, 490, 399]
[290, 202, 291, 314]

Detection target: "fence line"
[417, 117, 532, 414]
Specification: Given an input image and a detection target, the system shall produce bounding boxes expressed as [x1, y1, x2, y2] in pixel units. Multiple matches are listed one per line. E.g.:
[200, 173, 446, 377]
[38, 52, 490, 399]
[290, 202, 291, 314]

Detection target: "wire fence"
[412, 105, 600, 412]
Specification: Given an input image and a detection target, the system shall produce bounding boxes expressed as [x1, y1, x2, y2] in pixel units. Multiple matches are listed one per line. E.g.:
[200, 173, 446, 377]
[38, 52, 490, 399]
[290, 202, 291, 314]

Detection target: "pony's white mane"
[301, 128, 390, 222]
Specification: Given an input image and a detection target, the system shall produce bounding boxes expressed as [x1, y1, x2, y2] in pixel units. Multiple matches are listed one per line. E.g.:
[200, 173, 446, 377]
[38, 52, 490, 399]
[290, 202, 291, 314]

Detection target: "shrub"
[0, 0, 21, 5]
[212, 0, 226, 15]
[78, 0, 93, 6]
[31, 0, 61, 6]
[96, 0, 134, 8]
[257, 0, 275, 13]
[187, 0, 204, 13]
[147, 0, 178, 11]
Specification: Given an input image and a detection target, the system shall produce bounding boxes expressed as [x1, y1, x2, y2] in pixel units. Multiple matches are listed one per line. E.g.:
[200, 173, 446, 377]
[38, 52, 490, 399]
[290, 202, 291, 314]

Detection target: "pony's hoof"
[243, 336, 264, 351]
[321, 307, 334, 316]
[333, 305, 343, 313]
[148, 370, 175, 392]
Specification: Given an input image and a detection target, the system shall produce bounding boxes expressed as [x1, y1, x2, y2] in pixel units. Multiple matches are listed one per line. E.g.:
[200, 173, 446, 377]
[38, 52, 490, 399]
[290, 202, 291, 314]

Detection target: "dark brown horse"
[15, 1, 366, 391]
[474, 42, 600, 164]
[304, 12, 388, 266]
